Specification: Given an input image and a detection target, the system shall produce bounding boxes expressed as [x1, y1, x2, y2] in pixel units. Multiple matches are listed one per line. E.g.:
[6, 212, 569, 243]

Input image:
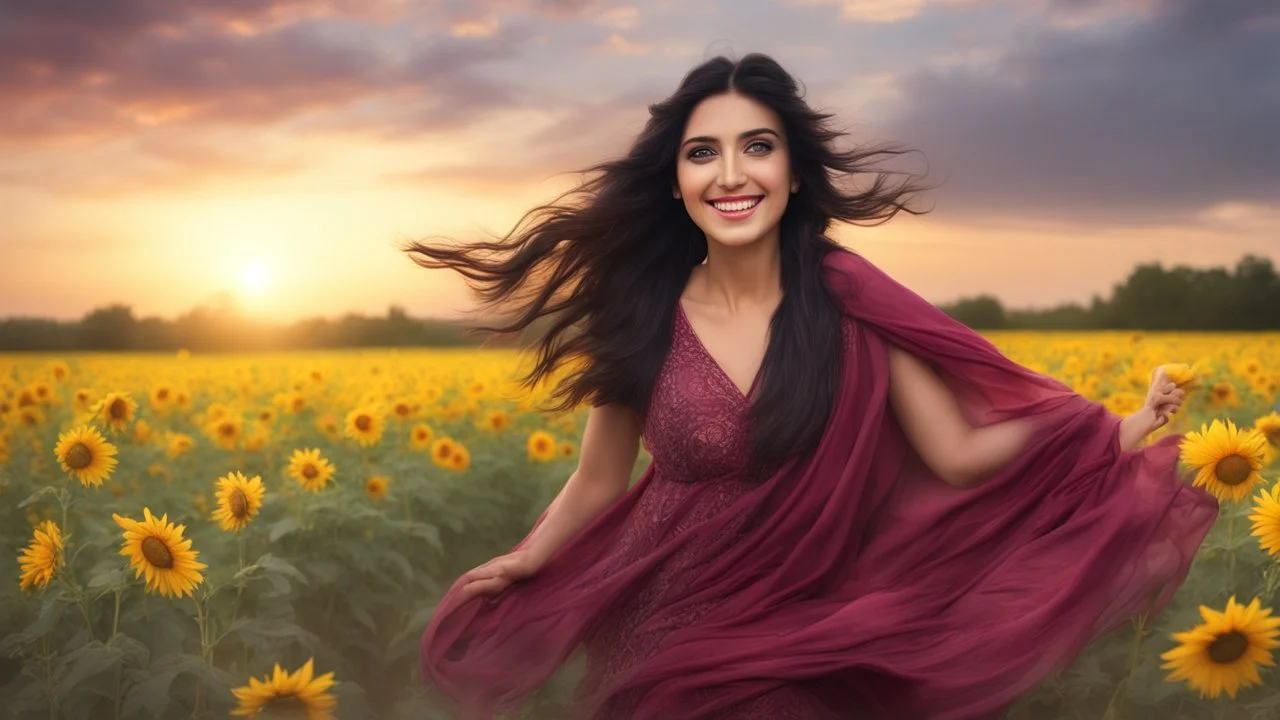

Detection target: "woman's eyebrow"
[680, 127, 780, 148]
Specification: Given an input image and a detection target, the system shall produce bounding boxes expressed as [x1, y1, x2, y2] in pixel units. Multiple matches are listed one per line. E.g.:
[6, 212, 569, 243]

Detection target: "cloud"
[777, 0, 994, 23]
[883, 0, 1280, 223]
[0, 0, 553, 142]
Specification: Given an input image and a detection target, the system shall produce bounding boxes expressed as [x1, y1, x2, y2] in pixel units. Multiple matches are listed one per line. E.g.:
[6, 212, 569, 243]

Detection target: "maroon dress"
[576, 301, 840, 718]
[420, 248, 1218, 720]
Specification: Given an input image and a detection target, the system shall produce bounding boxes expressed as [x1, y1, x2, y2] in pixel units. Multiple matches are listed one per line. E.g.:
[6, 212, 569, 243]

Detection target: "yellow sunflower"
[48, 360, 70, 383]
[1156, 362, 1200, 389]
[480, 409, 512, 432]
[409, 423, 434, 450]
[1209, 381, 1242, 409]
[211, 472, 266, 533]
[72, 388, 97, 415]
[527, 430, 556, 462]
[94, 392, 137, 433]
[54, 424, 118, 488]
[1251, 482, 1280, 558]
[1160, 595, 1280, 699]
[1179, 419, 1269, 502]
[364, 475, 389, 501]
[149, 384, 174, 413]
[430, 438, 456, 469]
[18, 520, 62, 591]
[287, 448, 336, 492]
[166, 432, 195, 459]
[314, 413, 340, 441]
[206, 415, 244, 452]
[230, 658, 337, 720]
[17, 406, 44, 427]
[111, 508, 207, 598]
[242, 429, 269, 452]
[558, 440, 577, 459]
[132, 419, 154, 445]
[1256, 412, 1280, 448]
[448, 444, 470, 472]
[391, 400, 415, 422]
[344, 407, 383, 448]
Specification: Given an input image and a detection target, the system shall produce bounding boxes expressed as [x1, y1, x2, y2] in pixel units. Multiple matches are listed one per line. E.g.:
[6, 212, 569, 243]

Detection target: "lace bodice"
[640, 303, 762, 484]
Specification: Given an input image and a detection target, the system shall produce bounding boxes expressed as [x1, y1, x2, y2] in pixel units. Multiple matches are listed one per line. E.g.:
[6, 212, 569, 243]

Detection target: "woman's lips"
[707, 196, 762, 220]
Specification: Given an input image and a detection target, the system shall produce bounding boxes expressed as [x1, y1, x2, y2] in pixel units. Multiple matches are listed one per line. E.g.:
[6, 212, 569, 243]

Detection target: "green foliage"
[939, 254, 1280, 330]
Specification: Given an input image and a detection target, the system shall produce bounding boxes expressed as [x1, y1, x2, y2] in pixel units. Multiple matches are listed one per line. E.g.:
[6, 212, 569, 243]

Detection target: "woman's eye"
[686, 141, 772, 160]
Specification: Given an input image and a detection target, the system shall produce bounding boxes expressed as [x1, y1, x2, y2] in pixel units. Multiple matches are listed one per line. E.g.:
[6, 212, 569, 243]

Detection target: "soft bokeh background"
[1, 0, 1276, 323]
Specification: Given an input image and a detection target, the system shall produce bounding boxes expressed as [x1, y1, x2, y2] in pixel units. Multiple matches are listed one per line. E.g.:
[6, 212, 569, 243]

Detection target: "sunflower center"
[302, 464, 318, 480]
[1208, 630, 1249, 664]
[109, 399, 127, 418]
[1265, 429, 1280, 446]
[65, 442, 93, 469]
[260, 694, 309, 718]
[229, 489, 249, 518]
[157, 388, 169, 400]
[141, 536, 174, 569]
[1215, 454, 1253, 486]
[219, 423, 236, 437]
[356, 415, 371, 432]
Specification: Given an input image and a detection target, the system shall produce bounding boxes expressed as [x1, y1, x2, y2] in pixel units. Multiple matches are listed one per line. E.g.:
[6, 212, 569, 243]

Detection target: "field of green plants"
[2, 333, 1279, 719]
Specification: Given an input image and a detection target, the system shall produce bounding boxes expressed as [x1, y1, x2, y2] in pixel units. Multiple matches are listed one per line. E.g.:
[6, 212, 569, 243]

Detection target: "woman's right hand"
[455, 550, 542, 605]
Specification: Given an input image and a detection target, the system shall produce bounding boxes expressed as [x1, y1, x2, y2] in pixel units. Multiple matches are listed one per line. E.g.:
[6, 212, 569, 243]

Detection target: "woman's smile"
[707, 195, 763, 220]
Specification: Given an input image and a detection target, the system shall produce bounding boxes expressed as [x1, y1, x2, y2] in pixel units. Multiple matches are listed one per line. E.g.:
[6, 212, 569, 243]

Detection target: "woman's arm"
[888, 346, 1187, 487]
[886, 344, 1035, 489]
[519, 403, 641, 567]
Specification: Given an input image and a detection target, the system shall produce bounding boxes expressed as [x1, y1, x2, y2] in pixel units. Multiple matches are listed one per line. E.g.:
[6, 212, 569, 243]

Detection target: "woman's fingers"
[458, 577, 504, 604]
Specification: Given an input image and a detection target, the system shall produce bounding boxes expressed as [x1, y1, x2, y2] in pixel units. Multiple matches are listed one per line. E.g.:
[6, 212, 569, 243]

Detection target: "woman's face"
[675, 91, 797, 251]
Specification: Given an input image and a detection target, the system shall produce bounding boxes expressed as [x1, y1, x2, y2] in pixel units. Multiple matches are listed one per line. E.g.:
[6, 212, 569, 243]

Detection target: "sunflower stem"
[39, 634, 58, 720]
[226, 535, 248, 665]
[57, 489, 70, 544]
[108, 588, 123, 718]
[1227, 507, 1238, 596]
[57, 573, 95, 641]
[192, 590, 213, 717]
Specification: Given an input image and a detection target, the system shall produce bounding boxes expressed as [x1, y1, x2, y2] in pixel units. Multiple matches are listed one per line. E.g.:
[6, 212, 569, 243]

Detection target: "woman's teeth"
[710, 197, 761, 212]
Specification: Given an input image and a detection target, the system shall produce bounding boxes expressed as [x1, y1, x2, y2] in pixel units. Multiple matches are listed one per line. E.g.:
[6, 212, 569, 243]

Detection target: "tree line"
[939, 254, 1279, 330]
[0, 254, 1276, 352]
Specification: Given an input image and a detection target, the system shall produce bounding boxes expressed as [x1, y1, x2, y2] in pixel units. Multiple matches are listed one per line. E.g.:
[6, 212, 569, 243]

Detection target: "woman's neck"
[692, 239, 783, 314]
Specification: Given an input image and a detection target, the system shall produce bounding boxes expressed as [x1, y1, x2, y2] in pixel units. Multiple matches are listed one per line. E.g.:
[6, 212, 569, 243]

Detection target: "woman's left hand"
[1145, 366, 1188, 431]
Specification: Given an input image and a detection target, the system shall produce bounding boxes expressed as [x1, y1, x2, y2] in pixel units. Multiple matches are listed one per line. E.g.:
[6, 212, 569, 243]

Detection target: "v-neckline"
[676, 300, 764, 402]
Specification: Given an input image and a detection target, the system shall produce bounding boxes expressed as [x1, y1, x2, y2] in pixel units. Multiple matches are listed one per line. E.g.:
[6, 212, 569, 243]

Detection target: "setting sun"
[238, 262, 271, 296]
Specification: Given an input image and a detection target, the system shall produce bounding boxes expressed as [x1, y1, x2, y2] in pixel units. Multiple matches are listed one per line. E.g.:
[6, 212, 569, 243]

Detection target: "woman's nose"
[718, 156, 745, 188]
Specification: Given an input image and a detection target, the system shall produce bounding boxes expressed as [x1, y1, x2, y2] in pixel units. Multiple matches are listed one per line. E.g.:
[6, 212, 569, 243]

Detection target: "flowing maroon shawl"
[420, 247, 1218, 719]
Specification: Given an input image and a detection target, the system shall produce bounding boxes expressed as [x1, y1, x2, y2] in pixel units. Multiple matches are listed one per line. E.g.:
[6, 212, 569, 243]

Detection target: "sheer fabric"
[420, 247, 1218, 719]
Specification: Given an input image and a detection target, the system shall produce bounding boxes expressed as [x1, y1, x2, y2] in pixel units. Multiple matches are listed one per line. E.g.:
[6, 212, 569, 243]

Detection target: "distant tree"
[79, 304, 138, 350]
[940, 295, 1007, 329]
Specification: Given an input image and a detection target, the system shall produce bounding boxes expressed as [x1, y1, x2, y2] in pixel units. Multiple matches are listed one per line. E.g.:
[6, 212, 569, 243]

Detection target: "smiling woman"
[409, 51, 1216, 720]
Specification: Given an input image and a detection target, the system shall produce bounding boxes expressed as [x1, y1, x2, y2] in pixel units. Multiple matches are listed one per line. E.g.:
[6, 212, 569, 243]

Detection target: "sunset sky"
[2, 0, 1277, 323]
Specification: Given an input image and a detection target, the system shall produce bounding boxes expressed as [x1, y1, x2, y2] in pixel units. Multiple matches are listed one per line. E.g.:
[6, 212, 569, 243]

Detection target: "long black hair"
[403, 51, 931, 476]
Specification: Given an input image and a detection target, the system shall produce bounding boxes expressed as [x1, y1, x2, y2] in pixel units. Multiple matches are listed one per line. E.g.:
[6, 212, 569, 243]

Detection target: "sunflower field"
[1, 332, 1279, 720]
